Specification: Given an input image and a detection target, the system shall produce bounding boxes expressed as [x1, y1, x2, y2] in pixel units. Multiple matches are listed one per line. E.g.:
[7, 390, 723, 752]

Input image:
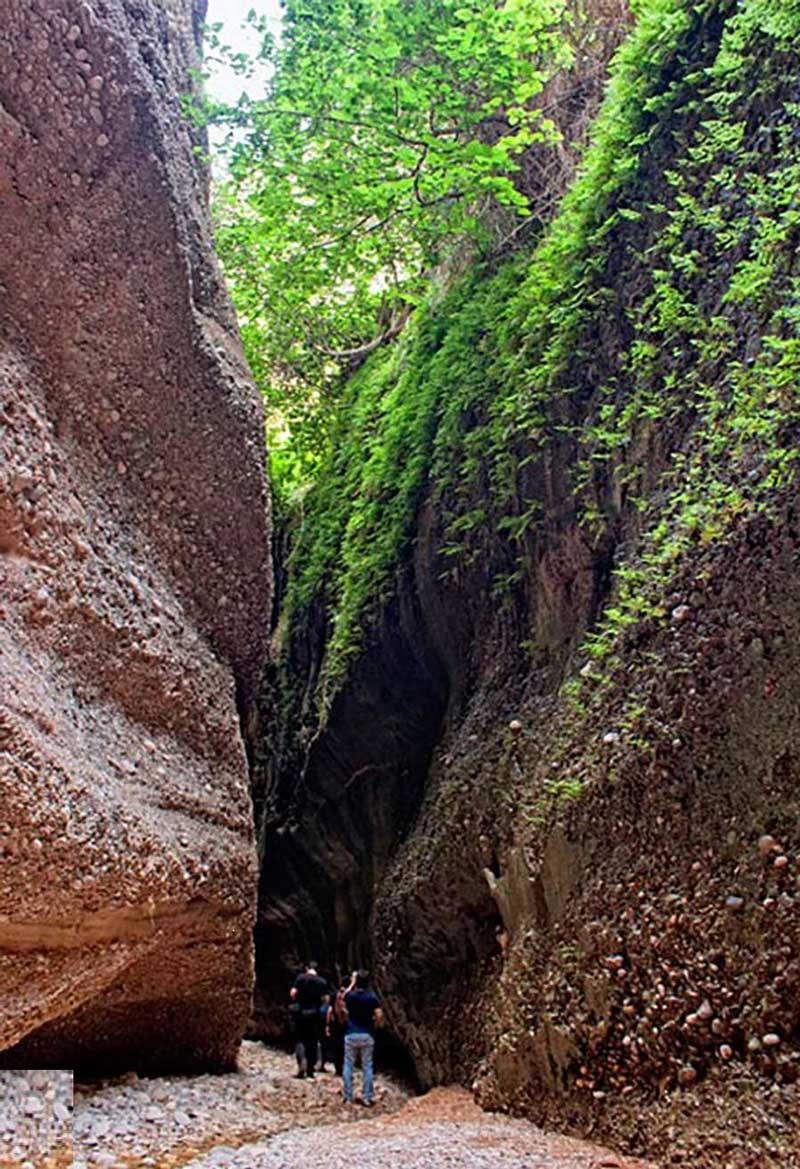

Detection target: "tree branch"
[242, 102, 430, 149]
[318, 309, 411, 361]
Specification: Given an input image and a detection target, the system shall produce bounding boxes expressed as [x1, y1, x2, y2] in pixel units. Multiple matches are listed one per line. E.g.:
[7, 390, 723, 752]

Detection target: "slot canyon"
[1, 1, 798, 1166]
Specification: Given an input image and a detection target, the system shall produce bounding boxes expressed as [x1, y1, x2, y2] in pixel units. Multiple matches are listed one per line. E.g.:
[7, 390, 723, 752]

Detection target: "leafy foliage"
[286, 266, 518, 702]
[281, 0, 800, 712]
[200, 0, 575, 494]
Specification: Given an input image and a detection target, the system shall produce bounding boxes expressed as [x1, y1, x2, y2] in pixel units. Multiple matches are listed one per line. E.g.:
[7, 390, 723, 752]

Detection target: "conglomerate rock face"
[0, 0, 271, 1070]
[258, 1, 800, 1161]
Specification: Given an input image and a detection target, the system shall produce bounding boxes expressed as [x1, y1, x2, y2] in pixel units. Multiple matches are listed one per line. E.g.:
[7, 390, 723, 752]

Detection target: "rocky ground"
[179, 1083, 655, 1169]
[71, 1041, 406, 1168]
[0, 1024, 791, 1169]
[0, 1070, 73, 1169]
[61, 1042, 650, 1168]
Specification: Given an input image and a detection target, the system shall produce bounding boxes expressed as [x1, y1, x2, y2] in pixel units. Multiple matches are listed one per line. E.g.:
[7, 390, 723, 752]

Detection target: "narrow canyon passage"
[3, 1, 800, 1167]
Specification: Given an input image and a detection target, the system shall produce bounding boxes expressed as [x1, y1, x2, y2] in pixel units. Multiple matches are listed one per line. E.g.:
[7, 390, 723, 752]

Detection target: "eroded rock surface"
[256, 3, 800, 1164]
[0, 0, 270, 1070]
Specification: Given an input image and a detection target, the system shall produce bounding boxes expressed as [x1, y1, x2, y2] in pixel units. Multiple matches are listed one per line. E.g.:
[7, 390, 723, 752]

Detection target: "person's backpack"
[334, 989, 348, 1025]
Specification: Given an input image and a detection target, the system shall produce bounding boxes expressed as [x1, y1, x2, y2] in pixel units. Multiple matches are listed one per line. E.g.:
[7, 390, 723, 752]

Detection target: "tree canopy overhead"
[201, 0, 583, 494]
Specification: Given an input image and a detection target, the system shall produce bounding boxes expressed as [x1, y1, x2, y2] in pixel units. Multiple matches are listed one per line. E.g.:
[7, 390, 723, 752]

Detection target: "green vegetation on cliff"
[204, 0, 585, 495]
[279, 0, 800, 709]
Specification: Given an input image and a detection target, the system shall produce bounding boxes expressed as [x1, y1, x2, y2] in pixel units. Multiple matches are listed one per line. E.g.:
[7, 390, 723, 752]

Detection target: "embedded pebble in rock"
[0, 1070, 73, 1168]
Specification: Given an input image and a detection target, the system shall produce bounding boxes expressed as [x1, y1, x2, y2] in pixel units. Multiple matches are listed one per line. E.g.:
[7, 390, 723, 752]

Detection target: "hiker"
[317, 992, 332, 1071]
[342, 969, 382, 1106]
[290, 961, 328, 1079]
[326, 981, 349, 1077]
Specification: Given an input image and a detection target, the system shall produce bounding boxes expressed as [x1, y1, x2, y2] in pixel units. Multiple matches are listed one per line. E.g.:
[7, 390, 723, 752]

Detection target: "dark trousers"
[329, 1021, 345, 1076]
[318, 1025, 332, 1068]
[296, 1013, 319, 1075]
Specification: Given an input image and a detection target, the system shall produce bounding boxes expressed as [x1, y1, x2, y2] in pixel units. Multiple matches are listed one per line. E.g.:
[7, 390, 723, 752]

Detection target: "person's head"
[305, 961, 318, 975]
[354, 969, 370, 989]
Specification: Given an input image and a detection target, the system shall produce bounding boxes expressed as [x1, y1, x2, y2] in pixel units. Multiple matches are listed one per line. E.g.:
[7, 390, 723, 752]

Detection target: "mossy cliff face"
[261, 0, 800, 1158]
[0, 0, 271, 1070]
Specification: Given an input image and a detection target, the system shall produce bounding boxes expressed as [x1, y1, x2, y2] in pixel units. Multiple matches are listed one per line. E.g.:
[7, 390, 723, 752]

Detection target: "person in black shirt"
[342, 970, 382, 1106]
[290, 961, 328, 1079]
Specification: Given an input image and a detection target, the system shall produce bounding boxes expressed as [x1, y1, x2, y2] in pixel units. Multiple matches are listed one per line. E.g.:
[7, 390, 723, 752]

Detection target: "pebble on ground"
[0, 1069, 73, 1169]
[65, 1042, 651, 1169]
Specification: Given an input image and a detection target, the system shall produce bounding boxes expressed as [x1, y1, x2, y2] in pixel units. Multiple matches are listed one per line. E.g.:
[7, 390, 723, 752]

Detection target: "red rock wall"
[0, 0, 271, 1070]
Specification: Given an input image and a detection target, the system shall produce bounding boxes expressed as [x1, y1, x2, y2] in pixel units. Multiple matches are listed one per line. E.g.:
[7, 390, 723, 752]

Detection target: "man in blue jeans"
[342, 969, 382, 1106]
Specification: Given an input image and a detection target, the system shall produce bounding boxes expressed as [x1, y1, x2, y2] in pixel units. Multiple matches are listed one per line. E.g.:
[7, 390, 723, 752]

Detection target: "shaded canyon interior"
[2, 0, 800, 1166]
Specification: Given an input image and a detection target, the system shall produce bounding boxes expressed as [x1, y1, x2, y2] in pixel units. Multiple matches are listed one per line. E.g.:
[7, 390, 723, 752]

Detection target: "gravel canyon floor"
[1, 1043, 652, 1169]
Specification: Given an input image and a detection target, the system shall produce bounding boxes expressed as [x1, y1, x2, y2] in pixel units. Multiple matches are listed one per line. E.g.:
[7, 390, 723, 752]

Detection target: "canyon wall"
[253, 1, 630, 1032]
[260, 1, 800, 1161]
[0, 0, 271, 1070]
